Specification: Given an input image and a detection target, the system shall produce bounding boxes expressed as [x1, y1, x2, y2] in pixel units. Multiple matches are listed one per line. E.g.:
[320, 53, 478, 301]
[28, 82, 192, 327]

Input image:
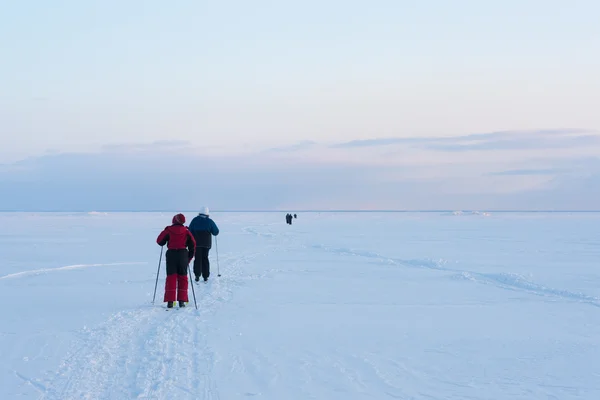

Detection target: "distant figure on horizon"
[285, 213, 293, 225]
[189, 207, 219, 282]
[156, 213, 196, 308]
[294, 213, 297, 219]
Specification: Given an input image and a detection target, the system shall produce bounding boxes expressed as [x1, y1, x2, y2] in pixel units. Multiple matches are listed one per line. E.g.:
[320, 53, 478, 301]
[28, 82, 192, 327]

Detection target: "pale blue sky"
[1, 1, 599, 209]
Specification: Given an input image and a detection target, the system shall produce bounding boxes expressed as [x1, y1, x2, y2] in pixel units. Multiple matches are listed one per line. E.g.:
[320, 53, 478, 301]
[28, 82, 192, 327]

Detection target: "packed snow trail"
[39, 251, 261, 400]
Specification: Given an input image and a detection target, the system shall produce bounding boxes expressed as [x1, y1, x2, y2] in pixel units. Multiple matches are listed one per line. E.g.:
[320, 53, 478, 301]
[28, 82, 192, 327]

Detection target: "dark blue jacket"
[188, 214, 219, 248]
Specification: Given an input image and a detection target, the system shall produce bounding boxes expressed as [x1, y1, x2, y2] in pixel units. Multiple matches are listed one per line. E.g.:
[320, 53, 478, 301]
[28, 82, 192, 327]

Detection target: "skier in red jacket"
[156, 213, 196, 308]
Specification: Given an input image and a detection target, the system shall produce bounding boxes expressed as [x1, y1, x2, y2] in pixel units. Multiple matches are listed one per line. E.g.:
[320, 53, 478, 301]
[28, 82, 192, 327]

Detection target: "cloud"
[101, 140, 192, 152]
[0, 150, 415, 211]
[487, 168, 570, 176]
[1, 133, 599, 211]
[264, 140, 318, 153]
[422, 134, 600, 152]
[330, 137, 427, 148]
[494, 173, 600, 211]
[331, 129, 599, 152]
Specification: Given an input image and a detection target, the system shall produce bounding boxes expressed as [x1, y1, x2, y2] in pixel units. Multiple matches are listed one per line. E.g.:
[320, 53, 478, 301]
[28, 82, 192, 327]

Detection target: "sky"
[1, 0, 599, 210]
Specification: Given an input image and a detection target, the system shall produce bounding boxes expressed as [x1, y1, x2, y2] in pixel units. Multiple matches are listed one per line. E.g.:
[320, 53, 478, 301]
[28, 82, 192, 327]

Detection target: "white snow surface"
[1, 211, 599, 399]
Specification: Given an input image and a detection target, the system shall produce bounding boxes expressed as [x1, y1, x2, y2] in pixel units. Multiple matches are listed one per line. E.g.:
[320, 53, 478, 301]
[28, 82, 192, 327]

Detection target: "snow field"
[1, 211, 599, 399]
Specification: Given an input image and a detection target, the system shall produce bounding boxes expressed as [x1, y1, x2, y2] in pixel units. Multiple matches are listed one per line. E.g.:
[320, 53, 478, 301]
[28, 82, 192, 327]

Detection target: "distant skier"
[189, 207, 219, 282]
[156, 213, 196, 308]
[294, 213, 297, 219]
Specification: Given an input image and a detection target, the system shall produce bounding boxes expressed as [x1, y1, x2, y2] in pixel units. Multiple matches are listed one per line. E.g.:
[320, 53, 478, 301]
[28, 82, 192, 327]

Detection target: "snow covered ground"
[1, 211, 599, 399]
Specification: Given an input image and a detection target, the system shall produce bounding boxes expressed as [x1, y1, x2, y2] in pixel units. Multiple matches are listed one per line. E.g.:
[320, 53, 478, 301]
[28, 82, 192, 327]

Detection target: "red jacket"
[157, 224, 196, 259]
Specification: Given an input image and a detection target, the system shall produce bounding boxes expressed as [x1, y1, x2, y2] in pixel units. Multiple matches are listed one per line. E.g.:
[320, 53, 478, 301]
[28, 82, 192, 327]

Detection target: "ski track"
[0, 262, 147, 281]
[311, 244, 600, 308]
[456, 271, 600, 308]
[39, 226, 284, 400]
[242, 227, 276, 238]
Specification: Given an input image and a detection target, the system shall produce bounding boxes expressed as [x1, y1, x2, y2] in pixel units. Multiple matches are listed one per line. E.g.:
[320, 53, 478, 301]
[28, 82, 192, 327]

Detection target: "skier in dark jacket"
[188, 207, 219, 282]
[156, 213, 196, 308]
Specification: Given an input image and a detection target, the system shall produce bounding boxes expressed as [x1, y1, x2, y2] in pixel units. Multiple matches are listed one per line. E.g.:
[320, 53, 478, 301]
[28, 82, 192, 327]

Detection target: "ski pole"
[152, 246, 164, 304]
[216, 236, 221, 277]
[188, 264, 198, 309]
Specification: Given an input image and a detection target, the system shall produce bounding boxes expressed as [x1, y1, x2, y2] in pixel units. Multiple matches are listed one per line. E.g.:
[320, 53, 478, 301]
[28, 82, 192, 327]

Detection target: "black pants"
[193, 247, 210, 280]
[166, 249, 188, 275]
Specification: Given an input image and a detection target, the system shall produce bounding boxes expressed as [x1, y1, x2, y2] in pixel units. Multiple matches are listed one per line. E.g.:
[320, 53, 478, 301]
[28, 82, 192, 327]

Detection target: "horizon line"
[1, 209, 600, 213]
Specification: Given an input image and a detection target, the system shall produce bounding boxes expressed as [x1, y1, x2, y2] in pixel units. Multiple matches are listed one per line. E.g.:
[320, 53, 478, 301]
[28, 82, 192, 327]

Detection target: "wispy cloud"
[423, 134, 600, 152]
[102, 140, 192, 152]
[264, 140, 318, 153]
[330, 137, 427, 148]
[330, 129, 599, 152]
[487, 168, 569, 176]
